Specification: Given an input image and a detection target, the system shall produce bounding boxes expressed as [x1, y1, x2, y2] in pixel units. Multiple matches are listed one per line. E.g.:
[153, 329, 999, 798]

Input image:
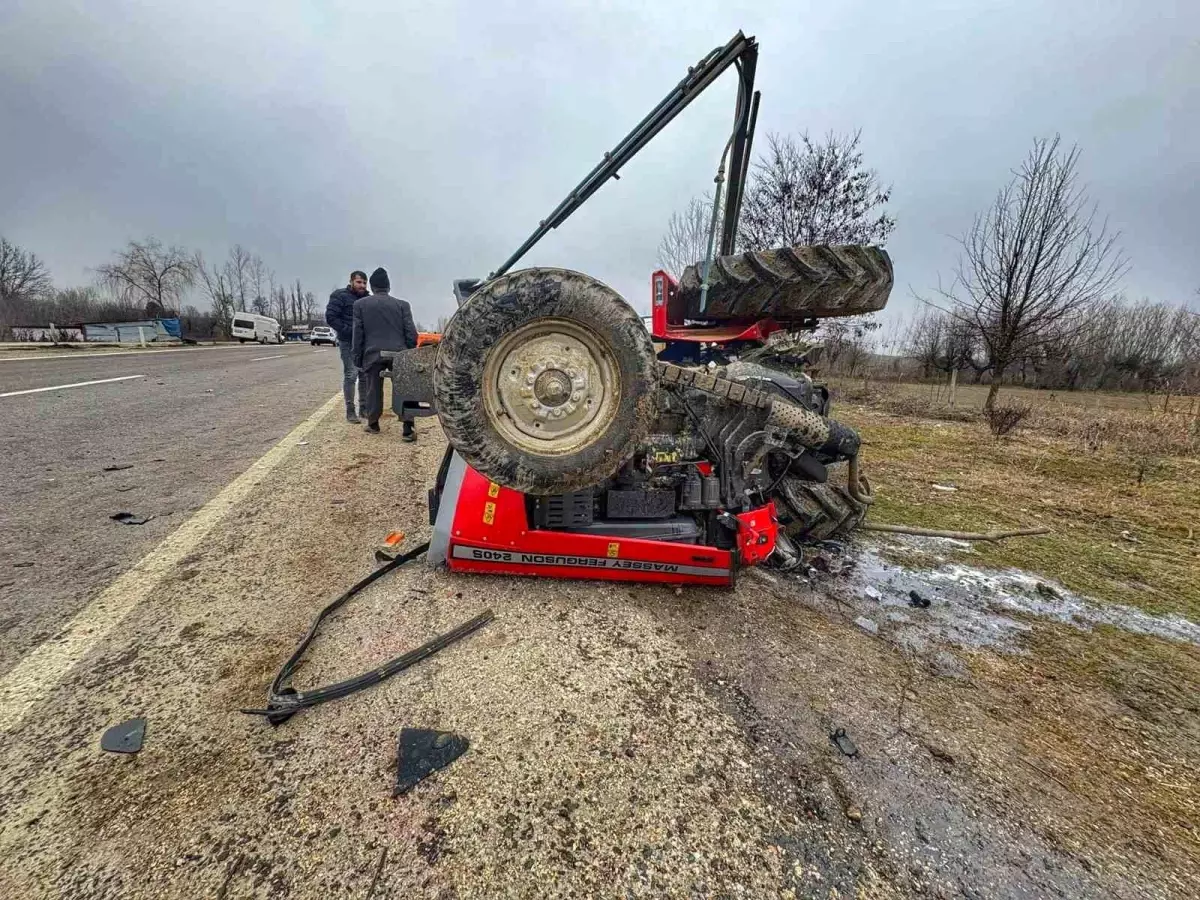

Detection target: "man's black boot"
[346, 408, 361, 424]
[364, 421, 381, 434]
[402, 422, 415, 442]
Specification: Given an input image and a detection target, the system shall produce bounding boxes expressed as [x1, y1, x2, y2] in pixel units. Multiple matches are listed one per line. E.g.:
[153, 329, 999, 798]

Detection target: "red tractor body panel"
[445, 465, 777, 586]
[650, 270, 782, 345]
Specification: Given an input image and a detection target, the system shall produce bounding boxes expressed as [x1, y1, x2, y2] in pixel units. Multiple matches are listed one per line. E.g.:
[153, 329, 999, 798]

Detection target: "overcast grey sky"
[2, 1, 1197, 328]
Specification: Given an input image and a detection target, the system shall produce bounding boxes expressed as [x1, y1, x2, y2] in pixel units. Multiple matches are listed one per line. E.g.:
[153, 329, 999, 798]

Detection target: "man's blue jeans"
[338, 340, 367, 416]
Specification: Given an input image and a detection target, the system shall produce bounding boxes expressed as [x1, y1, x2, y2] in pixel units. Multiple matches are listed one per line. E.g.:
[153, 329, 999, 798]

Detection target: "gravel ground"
[0, 406, 1193, 898]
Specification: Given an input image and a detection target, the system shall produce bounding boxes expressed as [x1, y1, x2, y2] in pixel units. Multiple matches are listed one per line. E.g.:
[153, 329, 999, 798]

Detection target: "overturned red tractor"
[394, 32, 894, 586]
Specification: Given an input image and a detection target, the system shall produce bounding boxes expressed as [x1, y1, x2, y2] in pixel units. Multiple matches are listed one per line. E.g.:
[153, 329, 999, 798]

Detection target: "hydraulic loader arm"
[491, 31, 760, 278]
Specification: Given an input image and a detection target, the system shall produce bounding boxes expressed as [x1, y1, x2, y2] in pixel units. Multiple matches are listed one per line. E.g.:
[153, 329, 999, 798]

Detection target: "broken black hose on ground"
[241, 541, 493, 725]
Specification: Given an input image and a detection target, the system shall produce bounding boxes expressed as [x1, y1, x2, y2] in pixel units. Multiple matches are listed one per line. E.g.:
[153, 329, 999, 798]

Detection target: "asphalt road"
[0, 343, 344, 675]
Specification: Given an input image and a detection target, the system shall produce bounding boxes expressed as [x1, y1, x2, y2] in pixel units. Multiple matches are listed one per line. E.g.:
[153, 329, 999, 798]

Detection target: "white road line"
[0, 392, 341, 734]
[0, 345, 291, 363]
[0, 374, 145, 398]
[250, 355, 285, 361]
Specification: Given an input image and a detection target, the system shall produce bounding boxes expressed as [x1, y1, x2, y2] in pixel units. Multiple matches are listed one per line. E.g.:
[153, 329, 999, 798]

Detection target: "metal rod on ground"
[861, 524, 1051, 542]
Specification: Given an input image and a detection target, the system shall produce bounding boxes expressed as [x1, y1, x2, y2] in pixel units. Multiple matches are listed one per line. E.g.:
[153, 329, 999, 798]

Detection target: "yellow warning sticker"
[483, 502, 496, 525]
[487, 482, 501, 498]
[607, 542, 620, 558]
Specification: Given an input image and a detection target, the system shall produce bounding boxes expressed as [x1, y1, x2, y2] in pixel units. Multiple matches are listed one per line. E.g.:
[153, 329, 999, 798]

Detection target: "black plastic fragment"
[110, 512, 152, 526]
[908, 589, 931, 609]
[830, 727, 858, 758]
[395, 728, 469, 796]
[101, 717, 146, 753]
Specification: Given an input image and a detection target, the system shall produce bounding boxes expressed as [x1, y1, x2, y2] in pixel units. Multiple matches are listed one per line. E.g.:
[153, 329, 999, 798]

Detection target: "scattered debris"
[110, 512, 152, 526]
[830, 727, 858, 758]
[1034, 582, 1059, 599]
[13, 562, 34, 568]
[845, 805, 863, 823]
[375, 530, 407, 563]
[1119, 530, 1139, 544]
[100, 717, 146, 754]
[395, 728, 470, 796]
[364, 847, 388, 900]
[908, 589, 931, 609]
[854, 616, 879, 636]
[297, 440, 309, 446]
[115, 485, 137, 493]
[863, 586, 881, 602]
[931, 483, 957, 492]
[102, 464, 134, 472]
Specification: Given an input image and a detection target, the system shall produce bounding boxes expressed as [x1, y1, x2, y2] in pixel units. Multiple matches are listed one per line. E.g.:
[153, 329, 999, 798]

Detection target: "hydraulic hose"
[241, 542, 493, 725]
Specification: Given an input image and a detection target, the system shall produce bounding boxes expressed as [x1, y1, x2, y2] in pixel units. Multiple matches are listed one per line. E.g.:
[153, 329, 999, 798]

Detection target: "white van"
[231, 314, 284, 344]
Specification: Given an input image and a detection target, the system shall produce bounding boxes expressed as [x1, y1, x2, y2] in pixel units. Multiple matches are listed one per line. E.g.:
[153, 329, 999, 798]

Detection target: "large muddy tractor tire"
[773, 476, 867, 542]
[678, 244, 893, 323]
[434, 268, 660, 495]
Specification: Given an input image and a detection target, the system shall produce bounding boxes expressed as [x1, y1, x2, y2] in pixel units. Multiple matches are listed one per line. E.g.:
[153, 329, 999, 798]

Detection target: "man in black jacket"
[352, 267, 419, 437]
[325, 270, 369, 422]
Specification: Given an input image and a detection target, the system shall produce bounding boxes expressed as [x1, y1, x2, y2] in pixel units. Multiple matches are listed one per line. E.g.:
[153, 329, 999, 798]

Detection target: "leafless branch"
[95, 237, 196, 315]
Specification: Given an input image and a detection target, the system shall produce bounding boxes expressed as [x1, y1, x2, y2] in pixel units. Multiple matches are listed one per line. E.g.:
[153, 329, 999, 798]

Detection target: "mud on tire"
[678, 244, 893, 323]
[433, 268, 660, 495]
[773, 475, 867, 542]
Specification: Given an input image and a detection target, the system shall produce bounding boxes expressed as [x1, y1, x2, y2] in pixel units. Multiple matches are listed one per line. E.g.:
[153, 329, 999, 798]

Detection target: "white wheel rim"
[482, 317, 619, 456]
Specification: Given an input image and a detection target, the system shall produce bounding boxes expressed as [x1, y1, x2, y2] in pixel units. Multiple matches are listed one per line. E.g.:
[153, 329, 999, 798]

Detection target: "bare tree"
[249, 255, 270, 316]
[223, 244, 254, 313]
[194, 252, 236, 337]
[739, 131, 895, 251]
[657, 195, 713, 277]
[286, 279, 311, 324]
[95, 238, 196, 315]
[272, 283, 289, 326]
[820, 315, 881, 376]
[943, 135, 1127, 410]
[0, 238, 54, 327]
[178, 304, 218, 339]
[904, 307, 945, 379]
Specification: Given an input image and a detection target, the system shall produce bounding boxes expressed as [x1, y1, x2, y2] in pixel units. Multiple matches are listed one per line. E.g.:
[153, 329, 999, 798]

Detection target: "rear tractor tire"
[433, 268, 660, 495]
[773, 475, 867, 542]
[678, 244, 893, 323]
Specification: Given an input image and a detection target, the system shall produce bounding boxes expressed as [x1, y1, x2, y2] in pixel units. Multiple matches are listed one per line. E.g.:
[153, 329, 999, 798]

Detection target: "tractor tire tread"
[678, 244, 893, 323]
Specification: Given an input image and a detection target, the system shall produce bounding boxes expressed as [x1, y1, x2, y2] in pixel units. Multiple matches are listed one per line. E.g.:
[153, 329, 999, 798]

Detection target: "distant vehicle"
[231, 314, 284, 344]
[310, 326, 338, 346]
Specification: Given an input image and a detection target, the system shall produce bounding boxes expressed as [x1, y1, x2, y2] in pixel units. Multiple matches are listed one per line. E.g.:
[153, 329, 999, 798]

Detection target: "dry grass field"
[829, 380, 1199, 620]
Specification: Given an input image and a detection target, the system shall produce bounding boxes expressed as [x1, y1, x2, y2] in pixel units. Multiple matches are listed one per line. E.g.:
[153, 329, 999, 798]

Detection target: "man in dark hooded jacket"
[352, 267, 419, 437]
[326, 270, 369, 422]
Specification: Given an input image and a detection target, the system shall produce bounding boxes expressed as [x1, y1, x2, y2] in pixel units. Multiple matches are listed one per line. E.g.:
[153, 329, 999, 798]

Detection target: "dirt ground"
[0, 404, 1195, 898]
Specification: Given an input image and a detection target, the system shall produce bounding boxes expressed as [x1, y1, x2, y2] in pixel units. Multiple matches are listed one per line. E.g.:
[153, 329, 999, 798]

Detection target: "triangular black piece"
[101, 717, 146, 754]
[394, 727, 469, 796]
